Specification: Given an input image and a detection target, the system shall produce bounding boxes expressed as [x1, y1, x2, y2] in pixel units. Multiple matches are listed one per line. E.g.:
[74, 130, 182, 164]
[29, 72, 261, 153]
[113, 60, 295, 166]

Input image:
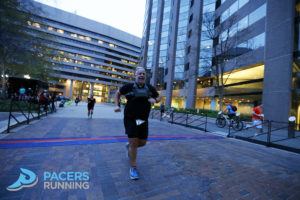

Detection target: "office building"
[141, 0, 299, 123]
[29, 2, 141, 102]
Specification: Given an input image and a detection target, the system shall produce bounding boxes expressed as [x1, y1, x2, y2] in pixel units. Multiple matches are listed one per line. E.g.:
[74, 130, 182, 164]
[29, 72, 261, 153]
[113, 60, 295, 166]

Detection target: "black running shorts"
[123, 117, 148, 139]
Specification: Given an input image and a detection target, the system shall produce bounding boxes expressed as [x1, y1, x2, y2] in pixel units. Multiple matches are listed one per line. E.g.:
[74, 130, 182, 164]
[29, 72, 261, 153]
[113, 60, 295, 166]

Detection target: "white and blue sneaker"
[130, 167, 139, 180]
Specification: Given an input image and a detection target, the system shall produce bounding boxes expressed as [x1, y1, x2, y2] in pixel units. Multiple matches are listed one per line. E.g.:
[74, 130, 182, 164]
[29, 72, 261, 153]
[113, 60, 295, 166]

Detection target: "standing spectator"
[87, 95, 96, 119]
[51, 91, 57, 112]
[160, 103, 165, 120]
[252, 101, 263, 136]
[19, 86, 26, 100]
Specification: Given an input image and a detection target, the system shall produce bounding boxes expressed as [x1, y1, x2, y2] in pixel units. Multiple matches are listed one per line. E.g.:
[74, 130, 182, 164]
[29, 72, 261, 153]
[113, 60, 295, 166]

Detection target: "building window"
[189, 14, 193, 23]
[185, 63, 190, 71]
[48, 26, 54, 31]
[190, 0, 194, 8]
[187, 46, 191, 54]
[32, 22, 40, 28]
[188, 29, 192, 38]
[57, 29, 64, 34]
[98, 40, 104, 44]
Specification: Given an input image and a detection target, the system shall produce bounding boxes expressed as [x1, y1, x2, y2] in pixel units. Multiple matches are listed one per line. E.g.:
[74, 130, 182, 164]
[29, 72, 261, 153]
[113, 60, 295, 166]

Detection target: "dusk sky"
[35, 0, 147, 38]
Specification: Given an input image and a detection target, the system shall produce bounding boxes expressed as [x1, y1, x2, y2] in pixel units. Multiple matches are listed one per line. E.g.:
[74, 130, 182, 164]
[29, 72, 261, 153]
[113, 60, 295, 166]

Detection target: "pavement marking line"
[0, 135, 224, 149]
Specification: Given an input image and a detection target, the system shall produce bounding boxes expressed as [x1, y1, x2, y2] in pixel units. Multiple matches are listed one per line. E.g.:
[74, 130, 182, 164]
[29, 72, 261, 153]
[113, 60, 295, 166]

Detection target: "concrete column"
[107, 86, 111, 102]
[185, 0, 203, 108]
[90, 82, 94, 96]
[69, 79, 73, 99]
[150, 0, 164, 86]
[263, 0, 295, 122]
[165, 0, 181, 107]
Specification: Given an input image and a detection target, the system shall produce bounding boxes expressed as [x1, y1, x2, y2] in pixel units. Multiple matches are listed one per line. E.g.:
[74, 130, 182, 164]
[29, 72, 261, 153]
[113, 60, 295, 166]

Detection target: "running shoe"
[129, 167, 139, 180]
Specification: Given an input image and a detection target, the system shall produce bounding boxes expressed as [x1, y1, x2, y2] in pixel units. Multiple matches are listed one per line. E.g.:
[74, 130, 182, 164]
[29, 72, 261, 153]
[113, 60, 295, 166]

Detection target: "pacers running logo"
[7, 168, 38, 191]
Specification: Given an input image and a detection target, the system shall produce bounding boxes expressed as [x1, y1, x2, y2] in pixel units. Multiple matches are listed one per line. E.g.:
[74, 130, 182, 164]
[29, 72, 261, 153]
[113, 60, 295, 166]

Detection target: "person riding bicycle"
[224, 102, 236, 125]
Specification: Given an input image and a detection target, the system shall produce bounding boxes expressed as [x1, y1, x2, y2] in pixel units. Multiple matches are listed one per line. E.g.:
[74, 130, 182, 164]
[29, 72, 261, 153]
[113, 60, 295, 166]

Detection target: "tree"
[201, 11, 244, 110]
[0, 0, 58, 98]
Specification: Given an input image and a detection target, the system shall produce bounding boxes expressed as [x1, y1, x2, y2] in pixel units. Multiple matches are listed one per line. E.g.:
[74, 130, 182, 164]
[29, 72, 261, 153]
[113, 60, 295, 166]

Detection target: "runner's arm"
[114, 90, 121, 112]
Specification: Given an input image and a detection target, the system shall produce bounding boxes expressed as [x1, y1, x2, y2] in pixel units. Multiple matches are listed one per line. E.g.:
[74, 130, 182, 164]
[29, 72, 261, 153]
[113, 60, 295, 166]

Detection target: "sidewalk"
[151, 110, 300, 153]
[0, 103, 300, 199]
[0, 102, 62, 134]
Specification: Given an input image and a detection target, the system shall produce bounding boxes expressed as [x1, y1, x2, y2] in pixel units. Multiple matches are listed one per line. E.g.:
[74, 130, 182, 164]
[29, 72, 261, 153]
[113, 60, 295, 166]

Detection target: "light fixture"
[24, 74, 30, 79]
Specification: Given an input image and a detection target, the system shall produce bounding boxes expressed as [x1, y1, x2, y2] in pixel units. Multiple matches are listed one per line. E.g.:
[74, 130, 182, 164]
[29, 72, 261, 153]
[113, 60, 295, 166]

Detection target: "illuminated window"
[121, 59, 128, 63]
[85, 36, 91, 41]
[79, 35, 85, 39]
[32, 22, 40, 28]
[48, 26, 54, 31]
[74, 67, 78, 70]
[91, 64, 94, 67]
[58, 51, 64, 55]
[57, 29, 64, 34]
[71, 33, 77, 37]
[109, 43, 116, 48]
[129, 61, 137, 65]
[98, 40, 104, 44]
[27, 21, 31, 25]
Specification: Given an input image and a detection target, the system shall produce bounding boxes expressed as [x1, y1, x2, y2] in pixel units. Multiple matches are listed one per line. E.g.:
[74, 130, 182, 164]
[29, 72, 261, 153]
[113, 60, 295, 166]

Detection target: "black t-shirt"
[88, 98, 96, 107]
[120, 83, 159, 120]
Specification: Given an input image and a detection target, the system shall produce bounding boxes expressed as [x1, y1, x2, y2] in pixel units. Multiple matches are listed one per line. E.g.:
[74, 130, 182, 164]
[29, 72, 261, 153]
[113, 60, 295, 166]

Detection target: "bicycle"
[216, 111, 244, 131]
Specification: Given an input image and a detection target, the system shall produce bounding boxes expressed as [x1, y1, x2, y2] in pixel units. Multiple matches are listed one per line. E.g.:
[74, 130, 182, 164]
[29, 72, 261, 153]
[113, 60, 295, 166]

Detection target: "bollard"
[288, 116, 296, 138]
[205, 113, 207, 132]
[186, 113, 188, 127]
[267, 120, 271, 146]
[227, 125, 231, 137]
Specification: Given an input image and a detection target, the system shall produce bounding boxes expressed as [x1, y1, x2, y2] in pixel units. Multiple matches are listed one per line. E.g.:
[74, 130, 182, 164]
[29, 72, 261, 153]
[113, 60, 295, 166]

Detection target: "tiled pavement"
[0, 103, 300, 199]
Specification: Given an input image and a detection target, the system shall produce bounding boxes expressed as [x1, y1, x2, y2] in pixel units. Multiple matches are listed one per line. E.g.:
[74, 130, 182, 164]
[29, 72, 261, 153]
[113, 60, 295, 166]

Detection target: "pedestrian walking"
[75, 96, 80, 106]
[87, 95, 96, 119]
[252, 101, 263, 136]
[114, 67, 160, 180]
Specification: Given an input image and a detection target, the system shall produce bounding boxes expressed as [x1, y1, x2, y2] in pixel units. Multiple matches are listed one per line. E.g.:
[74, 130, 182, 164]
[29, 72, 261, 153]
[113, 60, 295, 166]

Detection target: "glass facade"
[146, 0, 158, 69]
[174, 0, 189, 80]
[141, 0, 296, 120]
[199, 0, 216, 77]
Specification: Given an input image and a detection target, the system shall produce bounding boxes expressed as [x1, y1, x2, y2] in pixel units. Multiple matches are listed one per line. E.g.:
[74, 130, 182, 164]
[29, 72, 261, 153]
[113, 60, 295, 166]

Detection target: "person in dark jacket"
[87, 95, 96, 119]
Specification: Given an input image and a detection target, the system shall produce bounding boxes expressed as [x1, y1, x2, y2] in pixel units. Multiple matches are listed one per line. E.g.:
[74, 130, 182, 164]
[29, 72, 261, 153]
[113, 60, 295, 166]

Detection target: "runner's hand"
[114, 106, 121, 112]
[148, 97, 156, 105]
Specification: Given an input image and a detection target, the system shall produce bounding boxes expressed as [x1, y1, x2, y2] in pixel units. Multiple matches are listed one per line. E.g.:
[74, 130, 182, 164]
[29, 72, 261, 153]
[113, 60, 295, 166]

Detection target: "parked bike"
[216, 111, 244, 131]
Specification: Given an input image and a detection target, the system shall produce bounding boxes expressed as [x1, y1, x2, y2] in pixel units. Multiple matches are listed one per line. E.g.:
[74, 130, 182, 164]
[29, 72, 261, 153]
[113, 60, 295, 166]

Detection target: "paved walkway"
[0, 102, 300, 199]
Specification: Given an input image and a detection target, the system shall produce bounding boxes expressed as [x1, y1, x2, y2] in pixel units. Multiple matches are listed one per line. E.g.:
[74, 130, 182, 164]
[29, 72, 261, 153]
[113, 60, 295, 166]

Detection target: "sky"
[35, 0, 146, 38]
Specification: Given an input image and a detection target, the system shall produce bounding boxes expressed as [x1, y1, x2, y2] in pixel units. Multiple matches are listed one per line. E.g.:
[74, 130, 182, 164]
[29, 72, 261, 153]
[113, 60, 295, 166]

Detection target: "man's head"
[135, 67, 146, 86]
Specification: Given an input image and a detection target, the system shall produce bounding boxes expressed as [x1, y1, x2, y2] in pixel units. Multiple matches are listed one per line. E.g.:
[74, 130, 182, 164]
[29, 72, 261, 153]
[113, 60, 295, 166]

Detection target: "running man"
[114, 67, 160, 180]
[87, 95, 96, 119]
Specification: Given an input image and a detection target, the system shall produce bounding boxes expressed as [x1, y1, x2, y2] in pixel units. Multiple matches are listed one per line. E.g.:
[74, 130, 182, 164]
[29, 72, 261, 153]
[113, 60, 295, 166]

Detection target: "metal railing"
[227, 119, 300, 152]
[6, 97, 58, 133]
[150, 109, 208, 132]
